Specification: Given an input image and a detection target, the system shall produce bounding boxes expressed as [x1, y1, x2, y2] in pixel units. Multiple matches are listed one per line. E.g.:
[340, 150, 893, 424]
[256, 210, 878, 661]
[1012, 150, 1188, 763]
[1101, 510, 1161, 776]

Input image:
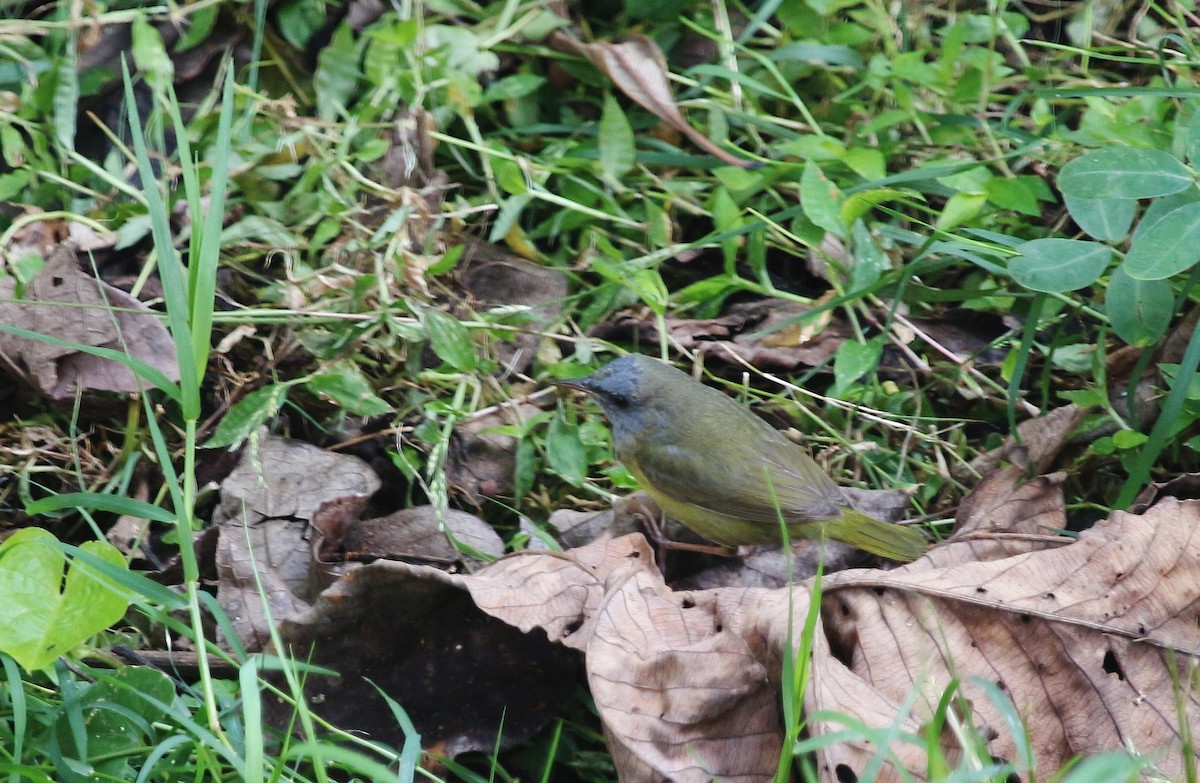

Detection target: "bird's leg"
[614, 494, 736, 567]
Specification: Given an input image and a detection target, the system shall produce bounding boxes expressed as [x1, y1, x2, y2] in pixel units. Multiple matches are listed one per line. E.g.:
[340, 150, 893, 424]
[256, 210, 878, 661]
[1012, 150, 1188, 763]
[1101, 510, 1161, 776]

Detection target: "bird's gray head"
[557, 354, 679, 449]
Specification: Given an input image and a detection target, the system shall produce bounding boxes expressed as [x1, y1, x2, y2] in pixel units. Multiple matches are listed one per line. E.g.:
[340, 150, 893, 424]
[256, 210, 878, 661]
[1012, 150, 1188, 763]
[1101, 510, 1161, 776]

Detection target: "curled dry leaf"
[310, 504, 504, 594]
[812, 495, 1200, 780]
[0, 245, 180, 398]
[553, 32, 757, 169]
[588, 297, 852, 372]
[965, 404, 1088, 480]
[458, 474, 1200, 782]
[213, 432, 381, 650]
[274, 558, 579, 758]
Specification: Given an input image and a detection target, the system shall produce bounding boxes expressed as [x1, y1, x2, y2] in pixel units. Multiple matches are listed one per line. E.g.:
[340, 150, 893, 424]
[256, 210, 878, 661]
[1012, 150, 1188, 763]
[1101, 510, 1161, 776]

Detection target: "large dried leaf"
[0, 245, 179, 398]
[213, 432, 381, 650]
[273, 559, 578, 758]
[811, 496, 1200, 780]
[460, 477, 1200, 781]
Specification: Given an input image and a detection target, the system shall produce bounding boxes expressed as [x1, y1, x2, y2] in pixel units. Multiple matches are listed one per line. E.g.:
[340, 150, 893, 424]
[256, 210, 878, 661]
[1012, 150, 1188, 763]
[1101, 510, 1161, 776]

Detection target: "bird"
[557, 354, 927, 561]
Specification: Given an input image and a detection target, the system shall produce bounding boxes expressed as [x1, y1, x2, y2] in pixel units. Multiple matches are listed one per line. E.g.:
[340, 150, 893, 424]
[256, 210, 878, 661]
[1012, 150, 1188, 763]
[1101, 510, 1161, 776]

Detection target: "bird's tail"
[822, 509, 928, 562]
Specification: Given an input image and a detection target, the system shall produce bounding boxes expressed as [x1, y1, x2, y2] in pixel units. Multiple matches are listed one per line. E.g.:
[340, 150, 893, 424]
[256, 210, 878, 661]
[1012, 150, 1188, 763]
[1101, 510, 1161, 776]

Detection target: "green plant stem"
[1008, 293, 1045, 435]
[181, 419, 223, 739]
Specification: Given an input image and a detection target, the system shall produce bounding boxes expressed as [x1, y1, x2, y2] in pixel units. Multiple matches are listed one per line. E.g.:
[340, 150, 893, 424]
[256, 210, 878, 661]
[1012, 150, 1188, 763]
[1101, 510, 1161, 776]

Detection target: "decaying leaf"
[213, 432, 381, 650]
[966, 404, 1088, 479]
[273, 558, 579, 758]
[446, 402, 544, 505]
[310, 503, 504, 592]
[0, 245, 180, 398]
[454, 239, 569, 375]
[588, 297, 852, 372]
[455, 474, 1200, 782]
[552, 32, 756, 169]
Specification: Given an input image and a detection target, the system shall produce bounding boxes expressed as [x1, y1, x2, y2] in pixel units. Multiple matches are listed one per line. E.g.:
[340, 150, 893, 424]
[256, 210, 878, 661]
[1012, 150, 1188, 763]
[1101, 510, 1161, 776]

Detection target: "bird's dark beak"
[553, 377, 593, 394]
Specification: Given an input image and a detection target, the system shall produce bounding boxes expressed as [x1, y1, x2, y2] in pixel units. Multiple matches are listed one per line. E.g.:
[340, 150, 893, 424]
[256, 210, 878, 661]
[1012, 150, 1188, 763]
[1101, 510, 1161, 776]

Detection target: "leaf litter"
[456, 476, 1200, 782]
[217, 406, 1200, 780]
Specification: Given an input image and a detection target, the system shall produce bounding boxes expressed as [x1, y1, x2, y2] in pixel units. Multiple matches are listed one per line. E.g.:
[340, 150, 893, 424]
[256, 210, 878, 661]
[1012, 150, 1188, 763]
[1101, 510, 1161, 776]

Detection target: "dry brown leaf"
[588, 565, 782, 782]
[966, 404, 1088, 479]
[213, 432, 381, 650]
[273, 558, 578, 758]
[588, 297, 853, 372]
[0, 245, 180, 398]
[447, 402, 543, 505]
[310, 504, 504, 594]
[554, 32, 756, 169]
[813, 496, 1200, 780]
[454, 239, 569, 375]
[459, 479, 1200, 781]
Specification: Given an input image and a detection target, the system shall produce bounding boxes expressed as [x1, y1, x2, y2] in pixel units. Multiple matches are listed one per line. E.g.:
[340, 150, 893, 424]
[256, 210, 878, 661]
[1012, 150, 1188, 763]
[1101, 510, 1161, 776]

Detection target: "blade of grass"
[1116, 314, 1200, 508]
[121, 59, 200, 422]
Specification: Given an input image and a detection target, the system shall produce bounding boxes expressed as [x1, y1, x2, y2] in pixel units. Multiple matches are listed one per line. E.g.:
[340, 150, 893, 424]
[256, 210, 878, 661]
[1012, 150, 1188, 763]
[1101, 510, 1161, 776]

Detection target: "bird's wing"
[633, 436, 845, 524]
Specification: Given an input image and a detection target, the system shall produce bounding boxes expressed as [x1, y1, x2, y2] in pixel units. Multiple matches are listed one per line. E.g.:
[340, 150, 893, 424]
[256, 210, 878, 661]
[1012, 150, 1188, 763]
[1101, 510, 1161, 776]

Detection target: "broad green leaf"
[1058, 147, 1192, 200]
[1123, 203, 1200, 280]
[483, 73, 547, 103]
[936, 192, 987, 230]
[53, 667, 175, 778]
[492, 156, 527, 196]
[598, 93, 635, 183]
[776, 135, 845, 161]
[986, 177, 1043, 217]
[423, 25, 500, 77]
[513, 437, 537, 502]
[130, 15, 173, 92]
[363, 18, 419, 86]
[841, 187, 912, 226]
[1106, 266, 1173, 346]
[801, 161, 846, 238]
[1159, 364, 1200, 400]
[206, 383, 294, 449]
[1112, 429, 1148, 449]
[314, 23, 360, 119]
[0, 529, 129, 672]
[1063, 193, 1134, 241]
[306, 367, 392, 416]
[1133, 190, 1200, 242]
[842, 147, 885, 180]
[849, 220, 891, 291]
[1049, 343, 1096, 373]
[711, 187, 742, 232]
[423, 308, 477, 371]
[833, 337, 883, 395]
[177, 4, 219, 51]
[628, 268, 669, 314]
[546, 413, 587, 487]
[276, 0, 328, 48]
[1010, 239, 1111, 292]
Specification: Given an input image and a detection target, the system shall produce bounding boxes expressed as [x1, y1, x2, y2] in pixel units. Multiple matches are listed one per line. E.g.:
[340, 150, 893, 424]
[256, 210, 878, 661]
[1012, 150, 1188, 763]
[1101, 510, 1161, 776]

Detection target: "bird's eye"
[610, 393, 631, 409]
